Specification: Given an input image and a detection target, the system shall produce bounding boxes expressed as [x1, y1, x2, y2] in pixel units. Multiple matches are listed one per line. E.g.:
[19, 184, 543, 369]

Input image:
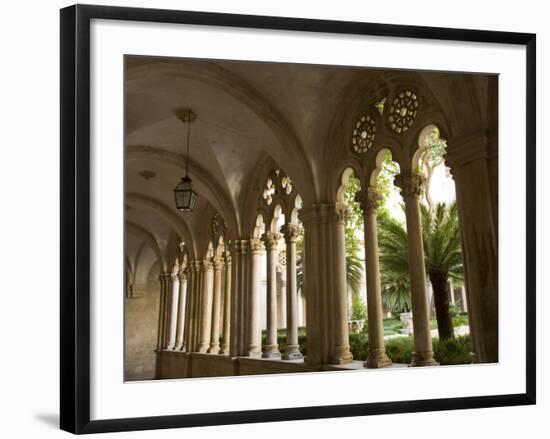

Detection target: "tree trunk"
[429, 271, 454, 339]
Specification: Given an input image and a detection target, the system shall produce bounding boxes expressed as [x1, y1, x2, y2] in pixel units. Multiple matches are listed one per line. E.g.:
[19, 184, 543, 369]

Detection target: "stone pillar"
[449, 281, 456, 306]
[247, 238, 263, 357]
[395, 171, 437, 367]
[461, 285, 468, 312]
[175, 268, 188, 351]
[355, 187, 392, 368]
[198, 259, 214, 353]
[331, 205, 354, 365]
[280, 223, 303, 360]
[262, 232, 282, 359]
[165, 273, 180, 350]
[446, 133, 498, 362]
[220, 251, 232, 355]
[278, 274, 287, 329]
[187, 261, 201, 352]
[156, 273, 170, 350]
[208, 256, 224, 354]
[231, 240, 248, 356]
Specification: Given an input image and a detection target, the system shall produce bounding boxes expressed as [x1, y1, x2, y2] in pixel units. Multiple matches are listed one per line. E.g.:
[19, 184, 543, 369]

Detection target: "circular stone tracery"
[388, 90, 419, 134]
[351, 115, 376, 154]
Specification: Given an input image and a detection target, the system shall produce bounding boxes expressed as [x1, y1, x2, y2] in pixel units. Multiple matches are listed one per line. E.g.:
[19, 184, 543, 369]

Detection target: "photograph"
[124, 55, 498, 381]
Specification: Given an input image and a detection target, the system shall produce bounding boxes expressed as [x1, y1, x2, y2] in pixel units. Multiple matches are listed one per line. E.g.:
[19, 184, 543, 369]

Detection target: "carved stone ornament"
[355, 187, 383, 213]
[280, 223, 302, 243]
[212, 256, 224, 271]
[394, 171, 425, 198]
[261, 231, 282, 250]
[351, 114, 376, 154]
[388, 89, 419, 134]
[278, 250, 287, 267]
[210, 213, 226, 240]
[249, 238, 265, 254]
[334, 203, 351, 223]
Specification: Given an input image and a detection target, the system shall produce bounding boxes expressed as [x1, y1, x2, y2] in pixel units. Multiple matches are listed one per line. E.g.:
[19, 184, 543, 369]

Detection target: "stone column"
[262, 231, 282, 359]
[198, 259, 214, 353]
[247, 238, 263, 357]
[461, 285, 468, 312]
[447, 130, 498, 363]
[220, 251, 232, 355]
[156, 273, 170, 350]
[208, 256, 224, 354]
[280, 223, 303, 360]
[331, 205, 354, 365]
[165, 273, 180, 350]
[231, 240, 248, 356]
[175, 268, 188, 351]
[356, 187, 392, 368]
[278, 274, 287, 329]
[449, 281, 456, 306]
[186, 261, 200, 352]
[395, 171, 437, 367]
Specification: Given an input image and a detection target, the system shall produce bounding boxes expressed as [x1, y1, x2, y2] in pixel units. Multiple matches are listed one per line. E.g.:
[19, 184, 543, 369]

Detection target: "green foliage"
[377, 202, 464, 316]
[433, 336, 473, 365]
[376, 150, 400, 211]
[421, 202, 464, 285]
[347, 334, 472, 365]
[385, 337, 415, 364]
[377, 212, 412, 314]
[349, 333, 369, 361]
[350, 293, 368, 321]
[418, 126, 448, 211]
[343, 173, 363, 259]
[346, 254, 364, 298]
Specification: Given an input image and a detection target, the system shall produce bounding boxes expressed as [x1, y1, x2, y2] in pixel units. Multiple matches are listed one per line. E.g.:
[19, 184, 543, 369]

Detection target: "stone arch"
[126, 61, 317, 205]
[126, 145, 238, 238]
[125, 192, 196, 260]
[126, 221, 166, 272]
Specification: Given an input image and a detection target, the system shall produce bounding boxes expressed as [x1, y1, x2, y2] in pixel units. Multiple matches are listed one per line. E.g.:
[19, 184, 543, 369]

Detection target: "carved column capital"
[394, 171, 425, 198]
[355, 187, 383, 213]
[201, 259, 213, 272]
[280, 223, 302, 243]
[249, 238, 265, 255]
[212, 256, 224, 271]
[159, 272, 172, 282]
[261, 232, 281, 250]
[334, 202, 351, 224]
[222, 251, 232, 266]
[234, 239, 248, 255]
[177, 270, 187, 281]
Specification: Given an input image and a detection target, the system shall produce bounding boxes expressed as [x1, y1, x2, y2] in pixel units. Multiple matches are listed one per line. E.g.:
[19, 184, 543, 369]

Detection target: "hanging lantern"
[174, 108, 198, 212]
[174, 175, 198, 212]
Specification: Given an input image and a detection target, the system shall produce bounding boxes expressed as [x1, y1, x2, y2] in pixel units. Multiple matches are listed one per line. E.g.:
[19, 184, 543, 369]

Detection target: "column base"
[330, 346, 353, 365]
[262, 345, 281, 359]
[207, 344, 220, 354]
[282, 345, 303, 360]
[364, 349, 392, 368]
[247, 344, 262, 358]
[197, 343, 210, 353]
[166, 343, 176, 350]
[218, 344, 229, 355]
[411, 351, 439, 367]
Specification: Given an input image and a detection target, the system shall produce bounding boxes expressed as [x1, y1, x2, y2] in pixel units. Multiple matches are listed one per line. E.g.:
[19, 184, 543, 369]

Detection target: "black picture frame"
[60, 4, 536, 434]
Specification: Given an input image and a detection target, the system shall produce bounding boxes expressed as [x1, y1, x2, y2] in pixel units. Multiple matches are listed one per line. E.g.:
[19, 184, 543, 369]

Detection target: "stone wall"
[124, 284, 160, 381]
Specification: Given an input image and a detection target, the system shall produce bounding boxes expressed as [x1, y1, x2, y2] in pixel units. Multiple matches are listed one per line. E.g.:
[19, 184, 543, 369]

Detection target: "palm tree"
[296, 253, 364, 298]
[378, 202, 464, 339]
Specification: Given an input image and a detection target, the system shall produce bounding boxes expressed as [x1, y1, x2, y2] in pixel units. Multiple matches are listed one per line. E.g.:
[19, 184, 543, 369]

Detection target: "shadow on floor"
[34, 413, 59, 430]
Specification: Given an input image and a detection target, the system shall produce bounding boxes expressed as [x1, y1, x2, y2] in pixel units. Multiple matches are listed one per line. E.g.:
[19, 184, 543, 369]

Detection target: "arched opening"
[336, 168, 367, 338]
[412, 125, 468, 341]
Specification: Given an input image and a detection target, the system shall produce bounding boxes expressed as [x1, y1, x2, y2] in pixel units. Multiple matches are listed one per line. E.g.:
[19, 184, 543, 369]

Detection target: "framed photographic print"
[60, 4, 536, 434]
